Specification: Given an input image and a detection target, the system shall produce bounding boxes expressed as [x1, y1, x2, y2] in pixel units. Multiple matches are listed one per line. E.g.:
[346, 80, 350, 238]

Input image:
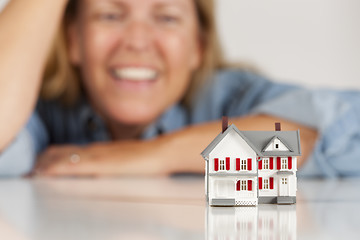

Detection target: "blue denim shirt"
[1, 70, 360, 177]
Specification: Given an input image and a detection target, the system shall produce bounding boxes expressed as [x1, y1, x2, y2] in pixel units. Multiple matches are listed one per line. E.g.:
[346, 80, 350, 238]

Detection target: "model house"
[201, 117, 301, 206]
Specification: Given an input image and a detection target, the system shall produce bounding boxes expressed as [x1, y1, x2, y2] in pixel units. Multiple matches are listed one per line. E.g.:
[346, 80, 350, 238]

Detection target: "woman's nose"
[122, 21, 153, 52]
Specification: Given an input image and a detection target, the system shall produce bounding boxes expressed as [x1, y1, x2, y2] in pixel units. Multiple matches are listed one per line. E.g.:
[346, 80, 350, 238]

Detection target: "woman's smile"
[109, 66, 160, 91]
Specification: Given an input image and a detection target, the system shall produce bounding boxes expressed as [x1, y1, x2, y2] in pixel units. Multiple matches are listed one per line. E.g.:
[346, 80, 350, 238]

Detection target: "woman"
[0, 0, 357, 177]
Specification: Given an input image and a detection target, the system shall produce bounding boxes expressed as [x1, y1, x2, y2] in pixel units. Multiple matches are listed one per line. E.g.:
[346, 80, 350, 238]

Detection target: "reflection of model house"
[206, 204, 296, 240]
[206, 207, 258, 240]
[257, 205, 297, 240]
[201, 117, 301, 206]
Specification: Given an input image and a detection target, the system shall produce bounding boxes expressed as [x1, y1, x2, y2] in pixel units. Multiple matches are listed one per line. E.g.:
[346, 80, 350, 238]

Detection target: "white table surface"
[0, 176, 359, 240]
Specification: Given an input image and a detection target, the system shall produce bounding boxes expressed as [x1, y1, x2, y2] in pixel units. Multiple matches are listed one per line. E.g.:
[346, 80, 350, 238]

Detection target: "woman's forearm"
[33, 114, 318, 177]
[161, 114, 318, 174]
[0, 0, 68, 150]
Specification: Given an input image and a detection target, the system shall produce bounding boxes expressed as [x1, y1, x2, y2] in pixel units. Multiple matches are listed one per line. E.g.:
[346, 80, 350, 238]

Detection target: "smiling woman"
[73, 0, 201, 130]
[42, 0, 221, 138]
[0, 0, 359, 178]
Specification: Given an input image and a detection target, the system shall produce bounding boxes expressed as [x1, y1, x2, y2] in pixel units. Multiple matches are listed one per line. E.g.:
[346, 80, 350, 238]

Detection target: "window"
[274, 139, 280, 149]
[241, 159, 247, 170]
[263, 158, 269, 169]
[281, 158, 288, 169]
[236, 180, 249, 191]
[263, 179, 269, 189]
[241, 180, 247, 190]
[281, 178, 287, 184]
[219, 159, 225, 170]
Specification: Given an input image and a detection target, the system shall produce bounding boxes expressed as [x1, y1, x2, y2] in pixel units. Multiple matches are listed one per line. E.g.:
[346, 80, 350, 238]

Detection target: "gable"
[240, 130, 301, 157]
[201, 124, 262, 160]
[263, 137, 291, 152]
[209, 129, 256, 159]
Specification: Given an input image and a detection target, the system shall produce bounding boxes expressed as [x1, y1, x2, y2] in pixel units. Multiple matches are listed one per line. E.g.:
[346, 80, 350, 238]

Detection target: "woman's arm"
[0, 0, 68, 151]
[33, 115, 317, 177]
[165, 114, 317, 174]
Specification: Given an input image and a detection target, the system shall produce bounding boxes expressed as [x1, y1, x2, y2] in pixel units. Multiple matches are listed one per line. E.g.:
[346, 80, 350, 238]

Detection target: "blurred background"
[1, 0, 359, 89]
[216, 0, 360, 89]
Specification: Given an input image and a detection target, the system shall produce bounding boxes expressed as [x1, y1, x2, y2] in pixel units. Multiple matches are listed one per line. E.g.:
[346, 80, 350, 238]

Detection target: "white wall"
[1, 0, 359, 88]
[0, 0, 8, 11]
[216, 0, 360, 89]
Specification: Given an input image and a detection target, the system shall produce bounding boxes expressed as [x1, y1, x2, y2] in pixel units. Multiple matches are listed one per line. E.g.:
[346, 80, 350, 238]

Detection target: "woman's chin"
[105, 107, 160, 126]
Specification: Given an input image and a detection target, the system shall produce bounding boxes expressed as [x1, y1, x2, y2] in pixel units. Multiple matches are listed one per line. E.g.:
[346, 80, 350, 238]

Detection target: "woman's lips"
[110, 67, 159, 91]
[112, 67, 158, 81]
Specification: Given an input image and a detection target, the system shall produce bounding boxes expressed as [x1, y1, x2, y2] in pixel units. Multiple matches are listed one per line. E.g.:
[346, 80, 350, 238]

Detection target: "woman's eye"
[156, 14, 180, 25]
[98, 12, 123, 21]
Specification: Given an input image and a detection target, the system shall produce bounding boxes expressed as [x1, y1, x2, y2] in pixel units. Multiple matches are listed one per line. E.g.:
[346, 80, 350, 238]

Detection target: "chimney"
[222, 116, 228, 133]
[275, 122, 281, 131]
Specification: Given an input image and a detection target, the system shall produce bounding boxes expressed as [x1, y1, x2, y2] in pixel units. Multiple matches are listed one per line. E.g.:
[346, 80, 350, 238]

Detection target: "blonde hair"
[40, 0, 226, 106]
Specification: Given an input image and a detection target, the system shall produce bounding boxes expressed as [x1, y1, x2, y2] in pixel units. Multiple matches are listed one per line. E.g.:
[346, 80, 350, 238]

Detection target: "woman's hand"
[33, 140, 172, 177]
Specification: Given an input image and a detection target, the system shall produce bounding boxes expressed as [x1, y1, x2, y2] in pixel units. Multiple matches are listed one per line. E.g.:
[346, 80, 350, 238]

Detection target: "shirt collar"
[141, 103, 188, 139]
[78, 99, 110, 142]
[79, 98, 187, 140]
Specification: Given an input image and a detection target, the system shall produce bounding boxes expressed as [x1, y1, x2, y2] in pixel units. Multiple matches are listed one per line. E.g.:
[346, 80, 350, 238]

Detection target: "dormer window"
[264, 137, 292, 152]
[274, 139, 280, 149]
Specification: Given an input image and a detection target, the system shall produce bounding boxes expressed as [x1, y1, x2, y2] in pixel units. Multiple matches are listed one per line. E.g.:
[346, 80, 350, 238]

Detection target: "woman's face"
[69, 0, 202, 126]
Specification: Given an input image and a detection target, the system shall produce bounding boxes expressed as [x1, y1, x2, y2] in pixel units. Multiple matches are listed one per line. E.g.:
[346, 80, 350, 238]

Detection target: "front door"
[215, 179, 235, 198]
[279, 177, 289, 196]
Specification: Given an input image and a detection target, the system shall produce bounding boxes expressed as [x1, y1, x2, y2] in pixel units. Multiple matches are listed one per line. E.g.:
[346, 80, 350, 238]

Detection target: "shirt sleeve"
[0, 112, 48, 177]
[192, 70, 360, 178]
[190, 70, 297, 122]
[252, 88, 360, 178]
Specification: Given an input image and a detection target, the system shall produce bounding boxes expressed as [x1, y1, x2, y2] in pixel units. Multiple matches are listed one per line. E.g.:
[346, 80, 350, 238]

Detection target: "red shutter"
[236, 158, 240, 171]
[258, 177, 263, 189]
[248, 180, 252, 191]
[270, 157, 274, 169]
[277, 157, 281, 170]
[247, 158, 252, 170]
[226, 157, 230, 170]
[214, 158, 219, 171]
[288, 156, 292, 169]
[258, 159, 262, 170]
[270, 177, 274, 189]
[236, 180, 240, 191]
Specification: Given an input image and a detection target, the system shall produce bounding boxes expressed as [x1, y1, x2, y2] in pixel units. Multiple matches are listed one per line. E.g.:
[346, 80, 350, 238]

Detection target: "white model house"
[201, 118, 301, 206]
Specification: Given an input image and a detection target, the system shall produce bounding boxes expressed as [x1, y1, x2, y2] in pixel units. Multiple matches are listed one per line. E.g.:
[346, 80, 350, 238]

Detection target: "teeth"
[114, 67, 157, 81]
